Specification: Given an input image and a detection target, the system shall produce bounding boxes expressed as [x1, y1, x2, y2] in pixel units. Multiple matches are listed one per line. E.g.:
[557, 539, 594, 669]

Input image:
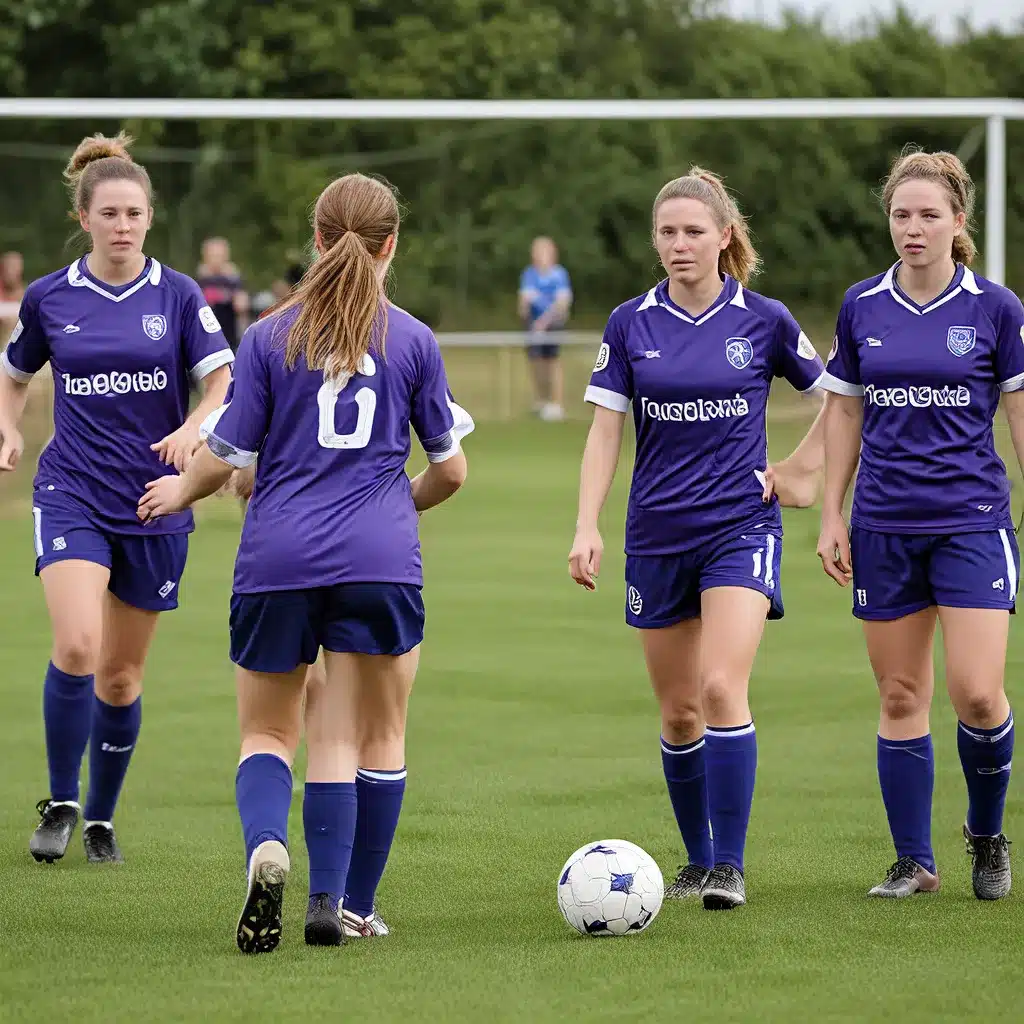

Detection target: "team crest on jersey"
[725, 337, 753, 370]
[796, 331, 816, 360]
[593, 342, 610, 373]
[198, 305, 221, 334]
[142, 315, 167, 340]
[946, 325, 976, 358]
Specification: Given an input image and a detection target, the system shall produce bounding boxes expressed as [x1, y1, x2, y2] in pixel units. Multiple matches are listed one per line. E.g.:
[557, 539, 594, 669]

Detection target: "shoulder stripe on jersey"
[0, 346, 34, 383]
[818, 371, 864, 397]
[585, 384, 630, 413]
[190, 349, 234, 386]
[637, 287, 658, 311]
[729, 284, 747, 309]
[961, 268, 982, 294]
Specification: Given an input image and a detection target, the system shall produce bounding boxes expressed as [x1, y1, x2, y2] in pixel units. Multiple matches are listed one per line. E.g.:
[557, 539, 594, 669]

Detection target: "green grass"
[0, 411, 1022, 1023]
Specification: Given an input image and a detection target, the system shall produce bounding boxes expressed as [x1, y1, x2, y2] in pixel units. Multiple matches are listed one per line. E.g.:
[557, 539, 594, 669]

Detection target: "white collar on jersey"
[67, 257, 163, 303]
[857, 261, 981, 316]
[637, 279, 746, 326]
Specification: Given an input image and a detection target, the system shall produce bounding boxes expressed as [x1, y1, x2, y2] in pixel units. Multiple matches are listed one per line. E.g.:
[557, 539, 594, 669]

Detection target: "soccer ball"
[556, 839, 664, 936]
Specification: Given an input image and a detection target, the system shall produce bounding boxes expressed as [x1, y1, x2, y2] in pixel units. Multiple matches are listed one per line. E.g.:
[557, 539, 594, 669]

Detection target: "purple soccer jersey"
[586, 276, 825, 554]
[2, 257, 234, 534]
[820, 263, 1024, 533]
[207, 304, 473, 593]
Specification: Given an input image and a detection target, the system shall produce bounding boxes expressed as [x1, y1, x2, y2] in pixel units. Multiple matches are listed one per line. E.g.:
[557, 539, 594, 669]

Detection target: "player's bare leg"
[235, 664, 306, 954]
[30, 561, 109, 863]
[939, 606, 1013, 900]
[698, 587, 770, 910]
[863, 610, 941, 898]
[641, 619, 710, 899]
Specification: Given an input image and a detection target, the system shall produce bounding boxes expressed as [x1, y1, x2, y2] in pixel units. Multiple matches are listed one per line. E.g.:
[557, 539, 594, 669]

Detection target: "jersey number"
[317, 378, 376, 450]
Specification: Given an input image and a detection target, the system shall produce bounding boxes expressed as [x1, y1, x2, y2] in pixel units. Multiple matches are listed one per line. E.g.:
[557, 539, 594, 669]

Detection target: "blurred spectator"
[0, 250, 25, 343]
[518, 237, 572, 422]
[196, 237, 249, 351]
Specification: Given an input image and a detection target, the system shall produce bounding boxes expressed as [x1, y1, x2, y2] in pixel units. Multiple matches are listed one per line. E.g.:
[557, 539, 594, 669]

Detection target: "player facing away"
[569, 168, 825, 910]
[137, 173, 472, 953]
[0, 133, 233, 864]
[817, 148, 1024, 900]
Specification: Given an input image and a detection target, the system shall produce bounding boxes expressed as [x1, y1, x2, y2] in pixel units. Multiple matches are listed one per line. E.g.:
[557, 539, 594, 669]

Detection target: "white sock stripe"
[357, 767, 408, 782]
[705, 723, 756, 738]
[958, 717, 1014, 744]
[660, 739, 705, 755]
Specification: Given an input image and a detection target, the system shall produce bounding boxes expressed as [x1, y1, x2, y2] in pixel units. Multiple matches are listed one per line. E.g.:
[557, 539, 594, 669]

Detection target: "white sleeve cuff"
[199, 404, 228, 441]
[798, 369, 826, 394]
[190, 349, 234, 386]
[423, 400, 475, 464]
[205, 430, 258, 468]
[1, 347, 34, 383]
[1000, 371, 1024, 393]
[584, 385, 630, 413]
[818, 372, 865, 397]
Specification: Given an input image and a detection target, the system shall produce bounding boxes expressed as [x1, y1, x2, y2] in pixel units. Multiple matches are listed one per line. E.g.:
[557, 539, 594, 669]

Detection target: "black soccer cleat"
[665, 863, 711, 900]
[867, 856, 940, 898]
[236, 840, 290, 955]
[964, 825, 1012, 901]
[702, 863, 746, 910]
[83, 822, 124, 864]
[29, 799, 79, 863]
[305, 894, 346, 947]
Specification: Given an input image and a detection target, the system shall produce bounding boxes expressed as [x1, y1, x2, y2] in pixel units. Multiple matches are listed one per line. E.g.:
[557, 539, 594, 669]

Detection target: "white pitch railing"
[1, 96, 1022, 284]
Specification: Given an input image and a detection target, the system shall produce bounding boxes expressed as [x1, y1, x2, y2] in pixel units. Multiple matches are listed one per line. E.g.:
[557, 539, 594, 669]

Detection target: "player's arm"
[0, 286, 49, 471]
[0, 370, 29, 471]
[767, 391, 827, 508]
[817, 394, 862, 586]
[409, 342, 473, 513]
[570, 405, 626, 587]
[1003, 392, 1024, 482]
[995, 294, 1024, 482]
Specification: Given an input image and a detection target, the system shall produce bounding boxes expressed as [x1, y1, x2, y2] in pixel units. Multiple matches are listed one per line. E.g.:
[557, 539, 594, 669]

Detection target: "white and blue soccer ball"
[557, 839, 664, 937]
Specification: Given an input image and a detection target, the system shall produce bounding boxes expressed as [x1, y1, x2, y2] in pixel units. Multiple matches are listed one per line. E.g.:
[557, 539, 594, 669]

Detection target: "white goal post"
[2, 96, 1021, 285]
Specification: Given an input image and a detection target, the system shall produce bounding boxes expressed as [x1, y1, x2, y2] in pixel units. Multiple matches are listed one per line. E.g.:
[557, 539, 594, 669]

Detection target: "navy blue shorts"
[850, 527, 1020, 620]
[230, 583, 425, 672]
[525, 322, 564, 359]
[625, 530, 784, 628]
[32, 490, 188, 612]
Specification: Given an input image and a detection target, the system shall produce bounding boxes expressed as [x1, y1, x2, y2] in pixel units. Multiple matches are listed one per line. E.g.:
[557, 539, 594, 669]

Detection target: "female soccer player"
[0, 132, 233, 864]
[817, 148, 1024, 900]
[138, 172, 471, 953]
[568, 167, 825, 910]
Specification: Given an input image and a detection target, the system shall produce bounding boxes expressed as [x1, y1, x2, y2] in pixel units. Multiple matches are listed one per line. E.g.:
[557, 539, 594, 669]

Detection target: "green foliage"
[1, 1, 1022, 323]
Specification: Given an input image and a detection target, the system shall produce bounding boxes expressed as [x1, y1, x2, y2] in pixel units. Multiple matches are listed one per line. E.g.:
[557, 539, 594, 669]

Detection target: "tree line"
[2, 1, 1022, 324]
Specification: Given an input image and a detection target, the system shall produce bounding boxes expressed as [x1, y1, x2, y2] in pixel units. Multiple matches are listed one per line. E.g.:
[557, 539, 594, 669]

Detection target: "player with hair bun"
[0, 132, 233, 865]
[569, 167, 825, 911]
[139, 172, 472, 954]
[817, 147, 1024, 900]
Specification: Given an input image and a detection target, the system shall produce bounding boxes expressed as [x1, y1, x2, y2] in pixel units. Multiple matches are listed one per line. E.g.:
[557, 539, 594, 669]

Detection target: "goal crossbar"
[0, 97, 1019, 284]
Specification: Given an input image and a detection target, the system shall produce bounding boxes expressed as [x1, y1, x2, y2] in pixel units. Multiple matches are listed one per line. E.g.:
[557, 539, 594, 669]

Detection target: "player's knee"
[878, 674, 928, 721]
[956, 687, 1005, 725]
[95, 663, 143, 705]
[52, 631, 102, 677]
[660, 701, 702, 743]
[359, 713, 406, 752]
[701, 670, 744, 721]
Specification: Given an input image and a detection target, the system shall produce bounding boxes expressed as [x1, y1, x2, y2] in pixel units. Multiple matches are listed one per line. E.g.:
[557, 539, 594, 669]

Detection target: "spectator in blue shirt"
[518, 237, 572, 421]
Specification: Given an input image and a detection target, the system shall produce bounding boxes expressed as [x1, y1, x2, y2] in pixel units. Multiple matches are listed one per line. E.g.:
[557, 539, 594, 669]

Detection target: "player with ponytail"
[569, 166, 825, 911]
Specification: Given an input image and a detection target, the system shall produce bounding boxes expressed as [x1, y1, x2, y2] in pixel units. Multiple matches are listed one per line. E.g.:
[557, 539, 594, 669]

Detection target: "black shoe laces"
[966, 833, 1011, 871]
[706, 864, 739, 890]
[883, 856, 921, 883]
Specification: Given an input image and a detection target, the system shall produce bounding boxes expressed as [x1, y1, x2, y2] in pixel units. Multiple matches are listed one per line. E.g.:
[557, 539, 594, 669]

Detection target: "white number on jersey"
[317, 378, 377, 450]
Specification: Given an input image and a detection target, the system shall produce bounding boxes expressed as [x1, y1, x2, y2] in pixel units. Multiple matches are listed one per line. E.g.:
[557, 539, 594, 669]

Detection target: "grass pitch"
[0, 401, 1021, 1023]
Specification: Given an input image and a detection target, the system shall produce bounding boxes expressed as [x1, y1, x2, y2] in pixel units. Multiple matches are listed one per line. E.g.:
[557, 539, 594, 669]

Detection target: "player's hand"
[765, 459, 820, 509]
[816, 512, 852, 587]
[137, 474, 189, 523]
[0, 428, 24, 472]
[151, 422, 202, 473]
[569, 526, 603, 591]
[230, 464, 255, 500]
